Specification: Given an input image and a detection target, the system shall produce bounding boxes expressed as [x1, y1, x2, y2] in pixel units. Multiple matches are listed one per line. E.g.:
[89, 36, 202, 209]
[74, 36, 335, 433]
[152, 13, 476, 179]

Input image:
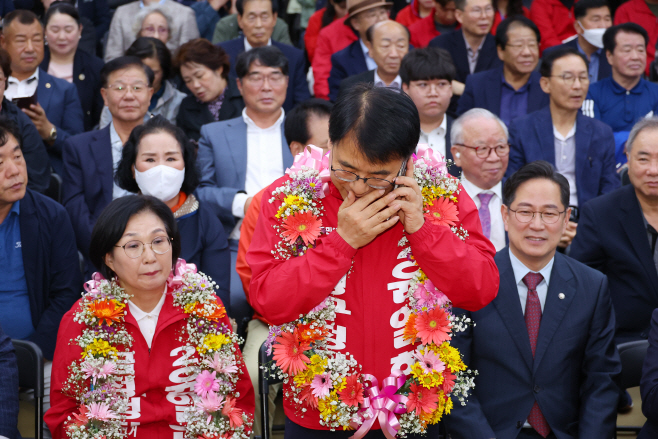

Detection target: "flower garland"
[263, 145, 477, 438]
[62, 260, 253, 439]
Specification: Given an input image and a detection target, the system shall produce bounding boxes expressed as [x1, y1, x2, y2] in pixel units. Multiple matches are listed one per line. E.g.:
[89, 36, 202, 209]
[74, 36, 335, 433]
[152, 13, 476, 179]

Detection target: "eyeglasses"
[454, 143, 509, 158]
[467, 5, 494, 16]
[507, 208, 566, 224]
[550, 73, 589, 86]
[244, 72, 286, 87]
[411, 80, 451, 93]
[330, 159, 403, 189]
[142, 26, 169, 35]
[105, 82, 151, 95]
[115, 236, 173, 259]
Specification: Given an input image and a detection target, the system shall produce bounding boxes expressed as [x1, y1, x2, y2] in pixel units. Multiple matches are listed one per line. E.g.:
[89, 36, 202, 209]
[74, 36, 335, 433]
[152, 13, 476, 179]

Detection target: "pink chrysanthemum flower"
[86, 402, 116, 421]
[196, 391, 225, 424]
[414, 279, 451, 309]
[311, 372, 333, 398]
[195, 370, 220, 397]
[81, 360, 116, 385]
[413, 349, 445, 374]
[204, 353, 238, 375]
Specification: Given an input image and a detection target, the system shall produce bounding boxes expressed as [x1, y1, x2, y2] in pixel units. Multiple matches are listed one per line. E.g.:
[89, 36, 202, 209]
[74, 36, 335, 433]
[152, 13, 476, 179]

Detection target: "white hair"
[133, 4, 173, 38]
[450, 108, 509, 146]
[626, 117, 658, 154]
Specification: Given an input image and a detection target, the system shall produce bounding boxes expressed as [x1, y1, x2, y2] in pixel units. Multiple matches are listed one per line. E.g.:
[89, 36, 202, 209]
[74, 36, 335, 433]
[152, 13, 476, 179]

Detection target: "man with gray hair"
[451, 108, 509, 251]
[571, 117, 658, 347]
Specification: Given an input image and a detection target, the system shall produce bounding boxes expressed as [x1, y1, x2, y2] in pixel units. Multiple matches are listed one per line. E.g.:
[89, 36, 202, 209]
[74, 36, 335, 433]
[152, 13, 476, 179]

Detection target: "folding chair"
[257, 340, 284, 439]
[12, 339, 44, 439]
[616, 339, 649, 437]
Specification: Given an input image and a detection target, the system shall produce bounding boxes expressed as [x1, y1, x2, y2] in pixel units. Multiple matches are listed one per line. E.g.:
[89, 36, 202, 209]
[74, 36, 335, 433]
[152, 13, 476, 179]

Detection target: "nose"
[529, 212, 545, 230]
[142, 243, 158, 263]
[4, 158, 20, 179]
[485, 147, 500, 161]
[648, 159, 658, 175]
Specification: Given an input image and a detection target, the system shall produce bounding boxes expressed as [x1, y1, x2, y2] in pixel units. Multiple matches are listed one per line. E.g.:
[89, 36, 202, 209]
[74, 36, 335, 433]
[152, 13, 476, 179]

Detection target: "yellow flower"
[443, 392, 453, 415]
[82, 339, 117, 358]
[184, 302, 199, 314]
[318, 395, 338, 419]
[333, 376, 346, 393]
[410, 363, 444, 388]
[308, 355, 327, 375]
[276, 195, 310, 218]
[198, 333, 230, 354]
[293, 368, 314, 386]
[438, 342, 466, 372]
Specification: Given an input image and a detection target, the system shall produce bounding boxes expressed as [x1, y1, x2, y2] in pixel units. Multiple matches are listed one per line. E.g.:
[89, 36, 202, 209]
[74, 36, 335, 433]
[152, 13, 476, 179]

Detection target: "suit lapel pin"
[79, 74, 85, 81]
[45, 83, 51, 88]
[558, 293, 565, 300]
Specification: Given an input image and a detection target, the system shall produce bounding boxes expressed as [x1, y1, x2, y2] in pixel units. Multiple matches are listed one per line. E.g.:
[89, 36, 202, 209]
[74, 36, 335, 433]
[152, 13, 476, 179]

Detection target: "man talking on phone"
[247, 83, 499, 437]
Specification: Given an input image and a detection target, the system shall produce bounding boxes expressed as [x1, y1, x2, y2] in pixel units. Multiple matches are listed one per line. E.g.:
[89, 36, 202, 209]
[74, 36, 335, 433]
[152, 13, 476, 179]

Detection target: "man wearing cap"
[313, 0, 391, 100]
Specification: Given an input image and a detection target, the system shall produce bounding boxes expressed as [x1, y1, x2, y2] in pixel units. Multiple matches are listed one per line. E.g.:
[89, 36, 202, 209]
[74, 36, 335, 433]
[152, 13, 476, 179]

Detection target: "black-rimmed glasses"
[454, 143, 510, 158]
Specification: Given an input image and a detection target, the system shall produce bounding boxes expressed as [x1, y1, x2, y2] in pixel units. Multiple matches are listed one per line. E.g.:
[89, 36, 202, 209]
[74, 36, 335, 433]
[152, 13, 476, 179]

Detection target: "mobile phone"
[393, 159, 408, 190]
[13, 93, 37, 110]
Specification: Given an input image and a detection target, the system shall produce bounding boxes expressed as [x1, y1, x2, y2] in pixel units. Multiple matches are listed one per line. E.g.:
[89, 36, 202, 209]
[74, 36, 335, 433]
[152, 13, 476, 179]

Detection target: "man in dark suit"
[445, 160, 621, 439]
[400, 46, 460, 177]
[571, 117, 658, 345]
[542, 0, 612, 84]
[62, 57, 153, 276]
[76, 0, 113, 53]
[218, 0, 309, 113]
[507, 47, 619, 249]
[0, 323, 18, 439]
[458, 16, 549, 125]
[0, 117, 81, 414]
[640, 309, 658, 438]
[336, 20, 409, 101]
[428, 0, 501, 85]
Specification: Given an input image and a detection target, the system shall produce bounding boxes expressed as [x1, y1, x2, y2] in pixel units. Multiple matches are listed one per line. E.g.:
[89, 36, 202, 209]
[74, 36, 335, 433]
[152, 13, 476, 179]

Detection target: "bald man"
[334, 20, 410, 102]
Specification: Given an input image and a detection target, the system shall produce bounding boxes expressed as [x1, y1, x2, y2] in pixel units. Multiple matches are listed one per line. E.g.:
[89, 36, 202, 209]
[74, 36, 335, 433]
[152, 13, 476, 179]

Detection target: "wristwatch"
[47, 125, 57, 143]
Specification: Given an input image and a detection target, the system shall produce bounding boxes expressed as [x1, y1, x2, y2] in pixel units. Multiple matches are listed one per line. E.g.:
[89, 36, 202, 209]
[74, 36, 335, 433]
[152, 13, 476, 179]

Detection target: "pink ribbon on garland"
[350, 370, 409, 439]
[167, 258, 197, 291]
[83, 272, 106, 299]
[285, 144, 331, 198]
[415, 143, 448, 175]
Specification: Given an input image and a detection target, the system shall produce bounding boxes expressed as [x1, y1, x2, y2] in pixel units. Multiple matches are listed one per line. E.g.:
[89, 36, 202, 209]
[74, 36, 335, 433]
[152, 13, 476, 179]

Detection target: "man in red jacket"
[530, 0, 577, 52]
[614, 0, 658, 75]
[409, 0, 459, 47]
[247, 84, 499, 436]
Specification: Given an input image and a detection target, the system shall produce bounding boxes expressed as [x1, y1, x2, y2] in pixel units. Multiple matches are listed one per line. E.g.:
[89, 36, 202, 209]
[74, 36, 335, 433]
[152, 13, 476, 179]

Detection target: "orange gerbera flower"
[406, 382, 438, 416]
[89, 299, 125, 326]
[424, 198, 458, 227]
[273, 329, 311, 375]
[281, 211, 322, 246]
[297, 323, 328, 344]
[414, 308, 452, 345]
[299, 384, 319, 410]
[403, 313, 418, 342]
[192, 300, 227, 321]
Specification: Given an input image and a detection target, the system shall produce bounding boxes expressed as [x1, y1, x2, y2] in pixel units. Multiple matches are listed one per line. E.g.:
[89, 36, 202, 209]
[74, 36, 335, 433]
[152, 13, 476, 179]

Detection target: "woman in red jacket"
[45, 195, 254, 439]
[490, 0, 529, 34]
[530, 0, 577, 52]
[305, 0, 348, 63]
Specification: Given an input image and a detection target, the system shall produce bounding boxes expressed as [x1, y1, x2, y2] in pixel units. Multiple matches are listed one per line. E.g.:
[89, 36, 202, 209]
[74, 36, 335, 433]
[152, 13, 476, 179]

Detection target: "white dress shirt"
[461, 176, 506, 251]
[5, 70, 38, 101]
[509, 250, 554, 315]
[230, 108, 286, 238]
[553, 123, 577, 206]
[359, 39, 378, 71]
[417, 116, 447, 158]
[110, 122, 133, 200]
[128, 292, 166, 348]
[373, 69, 401, 90]
[244, 38, 272, 51]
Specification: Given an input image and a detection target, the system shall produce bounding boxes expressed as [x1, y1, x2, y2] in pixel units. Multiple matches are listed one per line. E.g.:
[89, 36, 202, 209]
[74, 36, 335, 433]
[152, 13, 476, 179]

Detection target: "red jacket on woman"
[312, 17, 359, 99]
[530, 0, 576, 52]
[247, 179, 499, 430]
[45, 293, 255, 439]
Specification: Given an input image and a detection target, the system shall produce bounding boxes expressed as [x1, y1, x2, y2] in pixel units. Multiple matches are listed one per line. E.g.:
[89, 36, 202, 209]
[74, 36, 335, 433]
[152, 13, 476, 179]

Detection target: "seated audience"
[191, 0, 231, 41]
[0, 117, 81, 411]
[451, 109, 508, 251]
[62, 56, 153, 277]
[458, 16, 548, 125]
[0, 49, 50, 193]
[530, 0, 576, 52]
[219, 0, 310, 113]
[100, 37, 185, 127]
[75, 0, 112, 51]
[400, 47, 460, 176]
[585, 23, 658, 166]
[641, 308, 658, 438]
[236, 98, 331, 438]
[408, 0, 458, 48]
[614, 0, 658, 75]
[135, 6, 171, 45]
[211, 12, 292, 46]
[571, 117, 658, 346]
[1, 9, 84, 177]
[543, 0, 612, 84]
[305, 0, 348, 63]
[41, 2, 104, 132]
[490, 0, 528, 35]
[429, 0, 500, 85]
[395, 0, 435, 28]
[105, 0, 199, 62]
[45, 195, 254, 438]
[0, 323, 18, 439]
[327, 0, 390, 101]
[508, 47, 619, 248]
[335, 20, 409, 101]
[33, 0, 97, 57]
[445, 160, 621, 439]
[115, 116, 231, 309]
[312, 0, 390, 100]
[196, 46, 292, 324]
[174, 39, 244, 143]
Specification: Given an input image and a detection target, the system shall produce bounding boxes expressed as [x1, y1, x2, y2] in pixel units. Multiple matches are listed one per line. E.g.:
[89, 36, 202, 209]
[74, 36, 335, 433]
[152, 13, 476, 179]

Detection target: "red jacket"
[530, 0, 576, 52]
[615, 0, 657, 75]
[409, 14, 439, 48]
[491, 7, 530, 35]
[45, 294, 255, 439]
[305, 8, 329, 63]
[395, 1, 427, 28]
[246, 179, 499, 429]
[312, 17, 358, 99]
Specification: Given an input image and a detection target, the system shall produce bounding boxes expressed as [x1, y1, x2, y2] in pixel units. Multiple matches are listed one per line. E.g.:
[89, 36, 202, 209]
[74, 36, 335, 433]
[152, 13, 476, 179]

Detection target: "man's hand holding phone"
[389, 156, 425, 234]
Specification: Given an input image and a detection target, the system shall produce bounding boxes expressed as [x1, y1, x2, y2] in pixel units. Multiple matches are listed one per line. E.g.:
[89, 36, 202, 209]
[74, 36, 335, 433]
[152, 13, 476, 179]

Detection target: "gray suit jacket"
[196, 115, 293, 233]
[104, 0, 200, 62]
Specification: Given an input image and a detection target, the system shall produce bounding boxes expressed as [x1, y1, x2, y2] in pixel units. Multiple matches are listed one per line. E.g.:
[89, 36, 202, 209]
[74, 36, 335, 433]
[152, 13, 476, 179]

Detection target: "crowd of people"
[0, 0, 657, 437]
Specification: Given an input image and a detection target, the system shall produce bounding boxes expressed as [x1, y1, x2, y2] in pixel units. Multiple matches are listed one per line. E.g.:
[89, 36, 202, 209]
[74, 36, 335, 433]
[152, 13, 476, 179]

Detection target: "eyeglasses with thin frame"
[467, 5, 494, 16]
[507, 208, 567, 224]
[550, 73, 589, 86]
[244, 72, 286, 88]
[115, 236, 173, 259]
[105, 82, 151, 95]
[330, 158, 403, 189]
[454, 143, 509, 158]
[142, 26, 169, 35]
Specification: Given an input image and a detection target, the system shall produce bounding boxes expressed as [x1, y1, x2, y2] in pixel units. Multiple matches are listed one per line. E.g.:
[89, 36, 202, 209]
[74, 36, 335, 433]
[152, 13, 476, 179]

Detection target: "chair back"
[618, 339, 650, 390]
[258, 341, 283, 439]
[12, 339, 44, 439]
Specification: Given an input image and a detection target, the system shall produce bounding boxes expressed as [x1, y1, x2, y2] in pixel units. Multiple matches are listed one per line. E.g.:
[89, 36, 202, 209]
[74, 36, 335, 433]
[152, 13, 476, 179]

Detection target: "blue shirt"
[587, 77, 658, 133]
[0, 201, 34, 339]
[576, 40, 602, 83]
[500, 72, 530, 126]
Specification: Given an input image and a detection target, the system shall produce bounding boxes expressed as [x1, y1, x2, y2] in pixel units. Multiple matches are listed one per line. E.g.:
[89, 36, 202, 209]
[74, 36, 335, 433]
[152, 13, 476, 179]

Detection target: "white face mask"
[578, 22, 605, 49]
[135, 165, 186, 202]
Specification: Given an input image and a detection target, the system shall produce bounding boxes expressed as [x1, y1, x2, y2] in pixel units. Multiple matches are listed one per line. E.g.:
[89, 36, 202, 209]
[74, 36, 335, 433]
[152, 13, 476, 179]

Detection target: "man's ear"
[401, 83, 410, 95]
[289, 140, 305, 157]
[236, 77, 244, 96]
[451, 145, 462, 167]
[501, 204, 510, 232]
[539, 76, 550, 94]
[100, 87, 109, 107]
